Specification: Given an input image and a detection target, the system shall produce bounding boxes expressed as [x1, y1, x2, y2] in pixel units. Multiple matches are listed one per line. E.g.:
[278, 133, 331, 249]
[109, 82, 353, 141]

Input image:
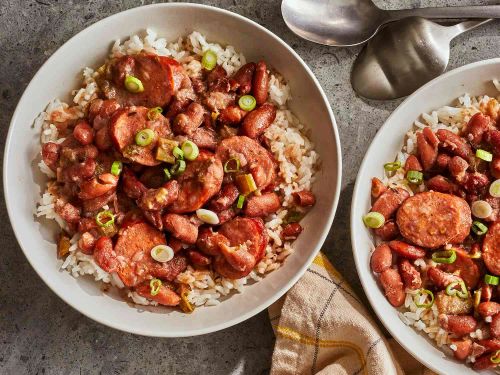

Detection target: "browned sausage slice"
[168, 151, 223, 213]
[135, 282, 181, 306]
[483, 221, 500, 276]
[440, 248, 480, 289]
[216, 136, 276, 190]
[396, 192, 471, 248]
[110, 106, 172, 166]
[162, 213, 198, 244]
[99, 54, 184, 108]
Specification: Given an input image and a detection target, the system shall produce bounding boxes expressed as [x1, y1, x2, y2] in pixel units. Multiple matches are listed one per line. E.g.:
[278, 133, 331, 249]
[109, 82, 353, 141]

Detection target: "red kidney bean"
[95, 127, 112, 151]
[73, 119, 94, 146]
[252, 61, 269, 105]
[371, 177, 387, 199]
[448, 156, 469, 182]
[373, 220, 400, 241]
[473, 354, 497, 370]
[478, 338, 500, 353]
[54, 199, 81, 223]
[491, 157, 500, 179]
[232, 62, 255, 94]
[78, 217, 98, 233]
[417, 127, 439, 171]
[78, 232, 97, 255]
[188, 249, 212, 266]
[464, 112, 491, 146]
[404, 155, 423, 172]
[122, 169, 148, 199]
[486, 129, 500, 156]
[293, 190, 316, 207]
[435, 153, 451, 172]
[173, 102, 205, 135]
[398, 259, 422, 290]
[478, 302, 500, 318]
[450, 338, 472, 361]
[59, 158, 96, 183]
[281, 223, 303, 240]
[463, 172, 490, 194]
[41, 142, 61, 171]
[78, 173, 119, 200]
[426, 175, 459, 194]
[208, 183, 239, 212]
[436, 129, 473, 160]
[371, 188, 409, 219]
[241, 103, 277, 139]
[218, 105, 247, 125]
[93, 236, 117, 273]
[379, 268, 405, 307]
[439, 314, 477, 336]
[244, 192, 281, 217]
[491, 314, 500, 338]
[370, 244, 392, 273]
[481, 282, 493, 302]
[388, 241, 426, 260]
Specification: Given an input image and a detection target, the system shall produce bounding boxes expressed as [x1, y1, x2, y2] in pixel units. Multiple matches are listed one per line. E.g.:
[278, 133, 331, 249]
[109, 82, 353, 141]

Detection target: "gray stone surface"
[0, 0, 498, 374]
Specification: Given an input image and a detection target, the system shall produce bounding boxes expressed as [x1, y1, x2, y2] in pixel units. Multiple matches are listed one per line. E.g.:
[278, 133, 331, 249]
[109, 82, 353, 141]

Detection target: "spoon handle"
[386, 5, 500, 21]
[445, 19, 493, 40]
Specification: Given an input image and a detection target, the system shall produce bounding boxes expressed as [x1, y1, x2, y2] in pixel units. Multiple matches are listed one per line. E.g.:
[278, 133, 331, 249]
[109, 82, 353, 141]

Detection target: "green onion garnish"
[284, 211, 303, 224]
[414, 289, 434, 308]
[150, 278, 162, 296]
[181, 141, 199, 161]
[490, 350, 500, 364]
[201, 50, 217, 71]
[474, 289, 482, 310]
[171, 160, 186, 176]
[362, 212, 385, 229]
[406, 170, 423, 185]
[472, 221, 488, 236]
[490, 179, 500, 198]
[111, 161, 122, 176]
[485, 274, 500, 286]
[95, 210, 115, 228]
[236, 194, 245, 209]
[224, 158, 240, 173]
[124, 75, 144, 93]
[147, 107, 163, 121]
[173, 146, 184, 160]
[164, 168, 172, 181]
[135, 129, 155, 146]
[383, 161, 401, 172]
[238, 95, 257, 112]
[431, 250, 456, 264]
[445, 280, 468, 299]
[476, 149, 493, 162]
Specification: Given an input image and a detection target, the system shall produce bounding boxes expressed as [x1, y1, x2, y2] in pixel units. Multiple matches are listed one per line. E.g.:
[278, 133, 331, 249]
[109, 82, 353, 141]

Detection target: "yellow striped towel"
[268, 252, 437, 375]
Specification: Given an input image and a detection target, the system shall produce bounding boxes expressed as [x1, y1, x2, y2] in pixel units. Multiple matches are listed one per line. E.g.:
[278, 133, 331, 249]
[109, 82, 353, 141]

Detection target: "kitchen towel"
[268, 252, 436, 375]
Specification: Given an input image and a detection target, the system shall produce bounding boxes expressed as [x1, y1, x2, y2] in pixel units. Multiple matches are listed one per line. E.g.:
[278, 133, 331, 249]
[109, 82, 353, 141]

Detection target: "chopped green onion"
[431, 250, 457, 264]
[235, 173, 257, 195]
[383, 161, 401, 172]
[406, 170, 423, 185]
[201, 50, 217, 71]
[172, 146, 184, 160]
[236, 194, 245, 209]
[151, 245, 174, 263]
[414, 289, 434, 308]
[171, 160, 186, 175]
[147, 107, 163, 121]
[284, 211, 303, 224]
[238, 95, 257, 111]
[110, 161, 122, 176]
[224, 158, 240, 173]
[445, 280, 469, 299]
[163, 168, 172, 181]
[362, 212, 385, 229]
[211, 111, 219, 122]
[95, 210, 115, 228]
[490, 179, 500, 198]
[468, 248, 482, 259]
[150, 278, 162, 296]
[476, 149, 493, 162]
[472, 200, 493, 219]
[124, 75, 144, 93]
[472, 221, 488, 236]
[485, 274, 500, 286]
[135, 129, 155, 146]
[474, 289, 482, 311]
[491, 350, 500, 364]
[196, 209, 220, 225]
[181, 141, 199, 161]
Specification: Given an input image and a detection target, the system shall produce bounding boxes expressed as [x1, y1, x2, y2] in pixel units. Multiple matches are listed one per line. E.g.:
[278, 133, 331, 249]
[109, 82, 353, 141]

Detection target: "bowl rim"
[3, 2, 342, 337]
[350, 58, 500, 372]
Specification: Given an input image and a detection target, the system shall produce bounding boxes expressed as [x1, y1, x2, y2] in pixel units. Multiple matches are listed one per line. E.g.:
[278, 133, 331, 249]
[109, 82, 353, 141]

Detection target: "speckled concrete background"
[0, 0, 498, 374]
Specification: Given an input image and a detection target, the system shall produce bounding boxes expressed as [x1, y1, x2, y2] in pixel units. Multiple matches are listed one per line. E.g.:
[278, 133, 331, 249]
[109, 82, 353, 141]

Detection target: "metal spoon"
[350, 18, 492, 100]
[281, 0, 500, 47]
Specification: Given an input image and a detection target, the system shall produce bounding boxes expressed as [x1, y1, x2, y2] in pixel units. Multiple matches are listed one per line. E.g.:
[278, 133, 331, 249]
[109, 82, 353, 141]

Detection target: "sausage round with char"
[483, 221, 500, 276]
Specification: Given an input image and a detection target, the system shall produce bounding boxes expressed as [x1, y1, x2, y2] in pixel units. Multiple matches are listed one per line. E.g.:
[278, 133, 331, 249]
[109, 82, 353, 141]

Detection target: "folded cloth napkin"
[268, 253, 437, 375]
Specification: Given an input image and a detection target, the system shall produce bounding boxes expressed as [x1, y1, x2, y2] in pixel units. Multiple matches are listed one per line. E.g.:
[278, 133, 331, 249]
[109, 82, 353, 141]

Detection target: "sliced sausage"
[416, 127, 439, 171]
[138, 182, 178, 211]
[217, 207, 237, 224]
[82, 190, 116, 214]
[483, 221, 500, 276]
[188, 127, 219, 151]
[135, 282, 181, 306]
[396, 192, 472, 248]
[427, 267, 462, 289]
[440, 248, 480, 289]
[491, 156, 500, 179]
[110, 106, 171, 166]
[438, 314, 477, 336]
[41, 142, 61, 171]
[388, 240, 426, 260]
[93, 237, 118, 273]
[122, 169, 148, 199]
[162, 214, 198, 244]
[168, 151, 223, 213]
[207, 183, 239, 212]
[252, 61, 269, 105]
[371, 177, 387, 199]
[398, 259, 422, 290]
[404, 155, 423, 172]
[371, 188, 409, 220]
[78, 173, 119, 200]
[450, 338, 472, 361]
[196, 227, 230, 256]
[478, 302, 500, 318]
[370, 244, 392, 273]
[491, 314, 500, 338]
[379, 268, 405, 307]
[435, 291, 473, 315]
[244, 192, 281, 217]
[241, 103, 277, 139]
[216, 136, 276, 190]
[436, 129, 473, 160]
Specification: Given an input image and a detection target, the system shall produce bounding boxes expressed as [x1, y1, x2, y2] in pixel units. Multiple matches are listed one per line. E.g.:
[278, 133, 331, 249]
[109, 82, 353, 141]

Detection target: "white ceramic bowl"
[351, 59, 500, 374]
[4, 4, 341, 337]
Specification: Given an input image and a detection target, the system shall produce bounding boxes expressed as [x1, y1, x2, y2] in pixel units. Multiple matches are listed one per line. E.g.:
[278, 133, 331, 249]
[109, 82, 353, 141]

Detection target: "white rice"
[35, 30, 318, 309]
[383, 83, 500, 362]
